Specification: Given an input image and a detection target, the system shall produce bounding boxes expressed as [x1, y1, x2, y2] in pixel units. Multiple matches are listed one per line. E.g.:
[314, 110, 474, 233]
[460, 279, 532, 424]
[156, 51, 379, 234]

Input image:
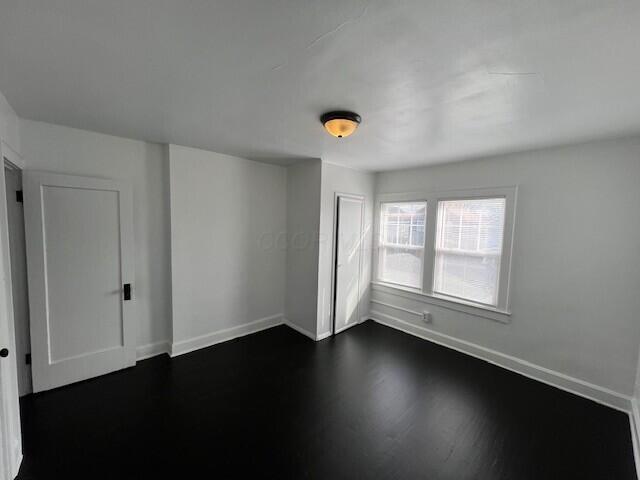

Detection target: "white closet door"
[334, 196, 364, 334]
[24, 172, 136, 392]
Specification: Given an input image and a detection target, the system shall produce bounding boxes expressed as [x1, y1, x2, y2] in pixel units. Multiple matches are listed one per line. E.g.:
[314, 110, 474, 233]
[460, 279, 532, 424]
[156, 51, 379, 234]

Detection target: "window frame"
[377, 201, 427, 290]
[373, 186, 517, 318]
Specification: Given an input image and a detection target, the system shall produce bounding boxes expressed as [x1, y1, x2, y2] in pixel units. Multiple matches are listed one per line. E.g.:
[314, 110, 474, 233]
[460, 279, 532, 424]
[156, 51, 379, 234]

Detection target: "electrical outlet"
[422, 311, 431, 323]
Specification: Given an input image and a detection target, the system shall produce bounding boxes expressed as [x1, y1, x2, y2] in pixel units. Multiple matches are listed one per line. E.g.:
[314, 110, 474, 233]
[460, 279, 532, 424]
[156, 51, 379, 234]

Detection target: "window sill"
[370, 281, 511, 324]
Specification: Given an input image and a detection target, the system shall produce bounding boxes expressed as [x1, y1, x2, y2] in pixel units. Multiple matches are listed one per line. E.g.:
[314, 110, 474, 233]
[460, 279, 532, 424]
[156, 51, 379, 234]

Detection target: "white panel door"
[23, 172, 135, 392]
[333, 195, 364, 334]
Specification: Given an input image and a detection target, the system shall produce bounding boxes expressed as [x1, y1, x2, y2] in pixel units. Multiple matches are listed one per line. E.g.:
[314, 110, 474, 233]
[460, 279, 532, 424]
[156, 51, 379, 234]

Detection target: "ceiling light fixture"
[320, 111, 361, 138]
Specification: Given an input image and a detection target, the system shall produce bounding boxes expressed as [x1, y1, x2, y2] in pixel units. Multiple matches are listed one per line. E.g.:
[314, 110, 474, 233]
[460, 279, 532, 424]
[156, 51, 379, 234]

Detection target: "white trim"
[1, 141, 24, 170]
[283, 319, 317, 341]
[372, 282, 510, 323]
[631, 399, 640, 479]
[283, 319, 334, 341]
[10, 452, 22, 480]
[369, 311, 632, 412]
[370, 299, 422, 317]
[0, 143, 23, 479]
[334, 322, 358, 335]
[170, 314, 284, 357]
[376, 185, 520, 204]
[136, 341, 170, 361]
[316, 331, 332, 341]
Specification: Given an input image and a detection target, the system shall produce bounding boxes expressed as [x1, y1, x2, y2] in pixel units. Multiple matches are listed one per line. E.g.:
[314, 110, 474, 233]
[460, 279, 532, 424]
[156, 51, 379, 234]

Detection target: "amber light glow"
[321, 111, 361, 138]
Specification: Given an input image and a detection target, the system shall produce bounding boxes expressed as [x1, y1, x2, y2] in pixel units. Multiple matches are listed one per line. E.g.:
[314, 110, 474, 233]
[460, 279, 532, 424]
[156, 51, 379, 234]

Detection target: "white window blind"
[378, 202, 426, 289]
[433, 198, 506, 306]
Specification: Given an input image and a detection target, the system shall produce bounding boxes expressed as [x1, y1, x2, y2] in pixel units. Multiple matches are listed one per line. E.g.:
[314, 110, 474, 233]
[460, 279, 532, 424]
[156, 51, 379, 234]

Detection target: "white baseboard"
[631, 399, 640, 479]
[136, 341, 171, 361]
[316, 331, 332, 340]
[283, 314, 369, 341]
[12, 452, 22, 480]
[370, 310, 632, 412]
[282, 319, 335, 341]
[170, 314, 284, 357]
[283, 318, 320, 341]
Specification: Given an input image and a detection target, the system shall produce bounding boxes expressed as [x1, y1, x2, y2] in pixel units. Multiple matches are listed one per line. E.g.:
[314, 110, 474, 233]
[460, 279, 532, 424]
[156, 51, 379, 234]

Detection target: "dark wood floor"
[17, 321, 636, 479]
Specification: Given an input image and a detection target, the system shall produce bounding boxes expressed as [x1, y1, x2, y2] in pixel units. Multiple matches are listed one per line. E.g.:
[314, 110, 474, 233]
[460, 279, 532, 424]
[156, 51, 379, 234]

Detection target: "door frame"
[4, 162, 32, 397]
[330, 192, 365, 335]
[0, 140, 24, 480]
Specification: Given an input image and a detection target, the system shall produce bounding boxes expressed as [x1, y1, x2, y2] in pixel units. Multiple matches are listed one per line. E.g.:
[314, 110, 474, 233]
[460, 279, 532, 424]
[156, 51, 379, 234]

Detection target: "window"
[375, 187, 516, 315]
[433, 198, 506, 306]
[378, 202, 426, 288]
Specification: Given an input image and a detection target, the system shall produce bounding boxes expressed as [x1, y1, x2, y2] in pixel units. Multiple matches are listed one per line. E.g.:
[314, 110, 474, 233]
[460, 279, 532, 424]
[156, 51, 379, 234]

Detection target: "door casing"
[0, 141, 24, 480]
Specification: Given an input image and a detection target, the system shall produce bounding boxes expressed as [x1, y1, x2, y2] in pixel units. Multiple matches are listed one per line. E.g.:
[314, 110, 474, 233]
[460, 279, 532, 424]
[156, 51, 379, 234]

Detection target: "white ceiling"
[1, 0, 639, 171]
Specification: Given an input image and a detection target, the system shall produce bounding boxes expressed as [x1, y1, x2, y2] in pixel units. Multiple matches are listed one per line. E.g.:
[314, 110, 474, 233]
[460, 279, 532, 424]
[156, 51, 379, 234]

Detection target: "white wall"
[316, 162, 375, 338]
[373, 137, 640, 401]
[284, 160, 322, 338]
[635, 347, 640, 405]
[168, 145, 287, 349]
[0, 91, 20, 155]
[19, 120, 172, 351]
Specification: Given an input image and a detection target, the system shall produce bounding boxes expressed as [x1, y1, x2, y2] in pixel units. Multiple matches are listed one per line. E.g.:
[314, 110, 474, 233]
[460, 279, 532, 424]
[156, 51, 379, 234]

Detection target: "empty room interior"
[0, 1, 640, 478]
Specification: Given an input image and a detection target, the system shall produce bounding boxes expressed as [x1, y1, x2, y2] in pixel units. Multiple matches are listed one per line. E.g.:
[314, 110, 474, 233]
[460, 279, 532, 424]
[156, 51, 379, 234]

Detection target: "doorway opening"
[4, 160, 32, 396]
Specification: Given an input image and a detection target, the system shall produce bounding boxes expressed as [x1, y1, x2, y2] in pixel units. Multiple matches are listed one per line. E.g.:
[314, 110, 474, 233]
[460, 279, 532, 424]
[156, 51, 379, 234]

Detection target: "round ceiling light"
[320, 111, 361, 138]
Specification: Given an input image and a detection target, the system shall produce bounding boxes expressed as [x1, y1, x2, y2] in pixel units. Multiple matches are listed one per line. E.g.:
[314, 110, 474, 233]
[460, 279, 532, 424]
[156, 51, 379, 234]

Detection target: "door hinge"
[25, 353, 31, 365]
[16, 190, 23, 203]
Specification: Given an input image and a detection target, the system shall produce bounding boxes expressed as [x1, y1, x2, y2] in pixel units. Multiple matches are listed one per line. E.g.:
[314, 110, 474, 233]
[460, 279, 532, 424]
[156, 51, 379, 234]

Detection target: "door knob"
[0, 349, 9, 358]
